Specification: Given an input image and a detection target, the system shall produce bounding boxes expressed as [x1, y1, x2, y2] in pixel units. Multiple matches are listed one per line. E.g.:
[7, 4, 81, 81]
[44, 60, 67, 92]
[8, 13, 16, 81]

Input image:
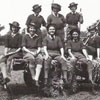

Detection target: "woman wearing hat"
[66, 28, 96, 92]
[0, 21, 22, 84]
[65, 2, 83, 40]
[22, 22, 43, 86]
[47, 3, 66, 45]
[26, 4, 47, 38]
[85, 25, 100, 59]
[43, 24, 69, 85]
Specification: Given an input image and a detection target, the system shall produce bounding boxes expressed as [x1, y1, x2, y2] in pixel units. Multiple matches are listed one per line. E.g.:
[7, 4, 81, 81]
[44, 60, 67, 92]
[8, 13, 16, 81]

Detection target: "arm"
[68, 49, 75, 59]
[43, 46, 49, 60]
[82, 49, 89, 59]
[97, 48, 100, 59]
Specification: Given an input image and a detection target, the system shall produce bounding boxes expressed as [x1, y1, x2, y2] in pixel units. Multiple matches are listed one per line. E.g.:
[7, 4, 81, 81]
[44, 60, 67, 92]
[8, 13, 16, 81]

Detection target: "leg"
[23, 53, 35, 80]
[55, 56, 68, 82]
[34, 54, 43, 86]
[44, 56, 52, 84]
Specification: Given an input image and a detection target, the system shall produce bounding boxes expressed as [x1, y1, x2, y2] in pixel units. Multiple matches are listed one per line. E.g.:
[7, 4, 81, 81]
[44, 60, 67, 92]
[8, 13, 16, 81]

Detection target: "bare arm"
[97, 48, 100, 59]
[68, 49, 75, 59]
[82, 49, 89, 59]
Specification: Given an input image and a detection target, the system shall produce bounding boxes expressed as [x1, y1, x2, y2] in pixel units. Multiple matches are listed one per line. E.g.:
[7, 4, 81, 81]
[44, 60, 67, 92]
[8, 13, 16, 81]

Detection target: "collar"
[34, 13, 40, 17]
[48, 34, 55, 39]
[11, 32, 17, 37]
[71, 11, 77, 14]
[27, 33, 38, 38]
[52, 12, 59, 17]
[72, 39, 78, 42]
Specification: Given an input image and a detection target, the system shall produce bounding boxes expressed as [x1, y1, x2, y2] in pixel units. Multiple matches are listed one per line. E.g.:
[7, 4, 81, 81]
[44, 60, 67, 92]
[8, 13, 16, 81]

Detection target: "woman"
[0, 21, 22, 84]
[26, 4, 47, 38]
[65, 2, 83, 39]
[66, 28, 96, 88]
[86, 25, 100, 59]
[22, 22, 43, 86]
[47, 3, 66, 44]
[43, 24, 69, 85]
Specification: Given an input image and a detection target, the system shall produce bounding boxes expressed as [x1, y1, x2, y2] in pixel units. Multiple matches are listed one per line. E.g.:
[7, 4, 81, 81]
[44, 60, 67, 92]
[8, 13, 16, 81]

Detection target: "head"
[87, 25, 97, 36]
[51, 3, 61, 15]
[27, 23, 37, 35]
[9, 21, 20, 33]
[47, 24, 56, 36]
[70, 28, 80, 40]
[32, 4, 41, 16]
[68, 2, 78, 12]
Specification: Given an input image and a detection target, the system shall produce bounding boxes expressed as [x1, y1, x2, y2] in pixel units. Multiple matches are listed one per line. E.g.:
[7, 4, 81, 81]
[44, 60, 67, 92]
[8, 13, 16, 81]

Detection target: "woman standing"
[26, 4, 47, 38]
[65, 2, 83, 39]
[47, 3, 66, 44]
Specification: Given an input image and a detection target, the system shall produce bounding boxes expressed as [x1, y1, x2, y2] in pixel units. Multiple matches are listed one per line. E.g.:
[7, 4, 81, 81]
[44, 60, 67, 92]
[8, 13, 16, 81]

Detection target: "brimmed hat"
[28, 22, 37, 28]
[87, 25, 97, 32]
[9, 21, 20, 29]
[51, 3, 61, 11]
[68, 2, 78, 8]
[32, 4, 41, 11]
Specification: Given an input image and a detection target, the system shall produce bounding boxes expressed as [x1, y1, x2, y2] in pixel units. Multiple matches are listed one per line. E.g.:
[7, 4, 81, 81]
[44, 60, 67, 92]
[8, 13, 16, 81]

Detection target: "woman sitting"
[43, 24, 69, 85]
[22, 22, 43, 86]
[66, 28, 96, 91]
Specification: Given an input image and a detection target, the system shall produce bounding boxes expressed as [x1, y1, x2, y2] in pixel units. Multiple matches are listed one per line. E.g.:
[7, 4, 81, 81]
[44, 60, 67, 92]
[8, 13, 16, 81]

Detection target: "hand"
[61, 55, 67, 61]
[71, 56, 76, 60]
[86, 57, 91, 61]
[44, 54, 49, 60]
[30, 51, 37, 56]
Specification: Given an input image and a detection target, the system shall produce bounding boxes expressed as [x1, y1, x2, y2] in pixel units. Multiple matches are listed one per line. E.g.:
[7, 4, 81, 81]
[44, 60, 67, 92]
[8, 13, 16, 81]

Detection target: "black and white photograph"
[0, 0, 100, 100]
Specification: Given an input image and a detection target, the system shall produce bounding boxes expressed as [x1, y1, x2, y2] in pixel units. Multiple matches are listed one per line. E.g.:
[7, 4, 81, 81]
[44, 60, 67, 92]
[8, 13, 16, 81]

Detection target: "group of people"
[0, 2, 100, 94]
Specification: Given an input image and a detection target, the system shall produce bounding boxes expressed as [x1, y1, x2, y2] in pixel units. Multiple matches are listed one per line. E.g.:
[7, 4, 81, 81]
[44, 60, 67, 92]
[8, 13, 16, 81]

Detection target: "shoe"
[1, 77, 10, 85]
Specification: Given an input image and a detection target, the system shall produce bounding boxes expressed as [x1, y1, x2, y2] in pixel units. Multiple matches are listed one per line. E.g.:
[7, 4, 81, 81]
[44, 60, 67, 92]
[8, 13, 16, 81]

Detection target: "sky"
[0, 0, 100, 35]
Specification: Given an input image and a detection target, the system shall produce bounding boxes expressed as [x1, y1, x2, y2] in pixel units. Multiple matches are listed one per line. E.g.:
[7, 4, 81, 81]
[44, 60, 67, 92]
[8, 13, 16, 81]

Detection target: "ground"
[0, 46, 100, 100]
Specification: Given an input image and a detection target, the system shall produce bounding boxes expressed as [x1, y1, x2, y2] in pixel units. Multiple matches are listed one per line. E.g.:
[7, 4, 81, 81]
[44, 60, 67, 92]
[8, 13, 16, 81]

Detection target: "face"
[48, 26, 56, 35]
[52, 8, 59, 15]
[72, 31, 79, 39]
[34, 8, 41, 16]
[70, 6, 77, 12]
[28, 26, 36, 35]
[11, 26, 18, 33]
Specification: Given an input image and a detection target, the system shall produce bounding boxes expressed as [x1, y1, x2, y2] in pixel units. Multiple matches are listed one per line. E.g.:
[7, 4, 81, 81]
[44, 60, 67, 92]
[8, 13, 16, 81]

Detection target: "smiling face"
[28, 26, 36, 35]
[48, 26, 56, 35]
[72, 31, 79, 40]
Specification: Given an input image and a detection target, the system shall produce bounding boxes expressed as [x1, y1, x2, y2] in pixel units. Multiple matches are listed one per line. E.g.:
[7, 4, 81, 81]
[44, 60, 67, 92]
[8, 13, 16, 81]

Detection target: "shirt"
[87, 35, 100, 48]
[5, 31, 22, 48]
[67, 40, 86, 53]
[66, 12, 83, 26]
[26, 14, 46, 28]
[47, 13, 65, 30]
[22, 33, 42, 49]
[42, 35, 63, 51]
